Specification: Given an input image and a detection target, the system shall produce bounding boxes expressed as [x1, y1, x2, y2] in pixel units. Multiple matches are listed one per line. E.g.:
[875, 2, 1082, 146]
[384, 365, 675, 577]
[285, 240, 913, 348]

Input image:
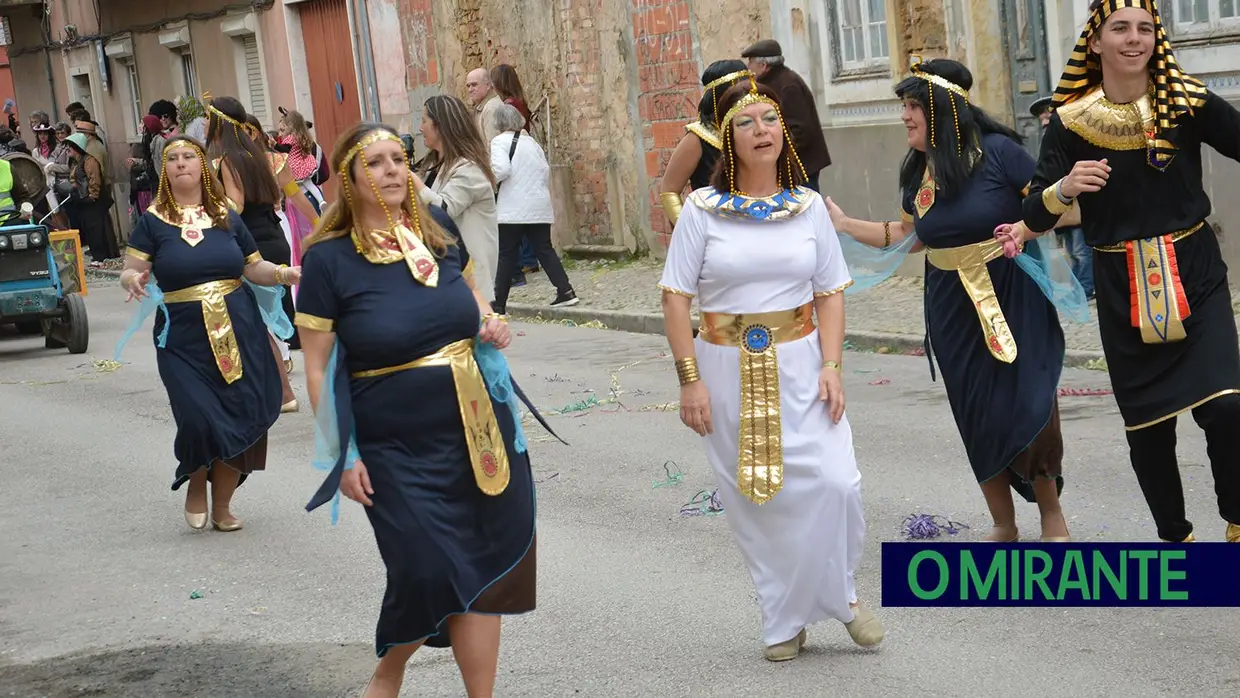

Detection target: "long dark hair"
[708, 82, 807, 193]
[698, 59, 748, 127]
[419, 94, 497, 187]
[894, 59, 1022, 201]
[206, 95, 281, 206]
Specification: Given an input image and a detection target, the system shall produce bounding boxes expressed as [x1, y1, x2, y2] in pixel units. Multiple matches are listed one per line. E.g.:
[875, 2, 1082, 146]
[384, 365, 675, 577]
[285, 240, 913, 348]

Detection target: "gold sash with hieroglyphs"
[926, 239, 1018, 363]
[162, 279, 244, 384]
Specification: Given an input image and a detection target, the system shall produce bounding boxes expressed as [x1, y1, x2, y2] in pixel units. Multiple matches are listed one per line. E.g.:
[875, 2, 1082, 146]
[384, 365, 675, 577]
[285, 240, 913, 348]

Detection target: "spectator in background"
[489, 103, 578, 314]
[490, 63, 538, 283]
[741, 40, 831, 193]
[465, 68, 504, 144]
[1029, 95, 1094, 300]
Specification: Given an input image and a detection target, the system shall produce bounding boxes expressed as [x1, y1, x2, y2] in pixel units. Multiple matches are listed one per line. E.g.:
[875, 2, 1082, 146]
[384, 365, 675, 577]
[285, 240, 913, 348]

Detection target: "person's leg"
[184, 467, 209, 529]
[979, 473, 1019, 541]
[208, 464, 243, 530]
[527, 224, 577, 304]
[520, 238, 539, 272]
[493, 224, 525, 313]
[1069, 230, 1095, 297]
[1190, 394, 1240, 538]
[1125, 418, 1194, 541]
[362, 642, 424, 698]
[1033, 477, 1069, 540]
[446, 614, 502, 698]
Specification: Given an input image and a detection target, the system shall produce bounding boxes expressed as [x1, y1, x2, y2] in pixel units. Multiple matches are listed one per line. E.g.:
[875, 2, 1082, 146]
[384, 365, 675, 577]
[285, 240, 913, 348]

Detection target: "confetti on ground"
[902, 513, 970, 540]
[639, 401, 679, 412]
[868, 378, 891, 386]
[189, 590, 204, 600]
[653, 461, 684, 489]
[536, 472, 560, 484]
[93, 359, 122, 372]
[680, 489, 724, 517]
[852, 368, 879, 374]
[1058, 387, 1113, 397]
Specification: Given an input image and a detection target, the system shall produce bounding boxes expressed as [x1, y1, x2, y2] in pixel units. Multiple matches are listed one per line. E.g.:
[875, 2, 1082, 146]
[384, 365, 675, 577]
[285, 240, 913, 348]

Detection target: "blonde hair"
[304, 123, 453, 256]
[280, 109, 315, 154]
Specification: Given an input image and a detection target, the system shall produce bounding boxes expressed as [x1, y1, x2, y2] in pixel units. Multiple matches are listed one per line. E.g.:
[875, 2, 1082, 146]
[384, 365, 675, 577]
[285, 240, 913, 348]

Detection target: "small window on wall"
[123, 61, 142, 140]
[1170, 0, 1240, 33]
[829, 0, 890, 77]
[181, 52, 198, 95]
[241, 34, 269, 124]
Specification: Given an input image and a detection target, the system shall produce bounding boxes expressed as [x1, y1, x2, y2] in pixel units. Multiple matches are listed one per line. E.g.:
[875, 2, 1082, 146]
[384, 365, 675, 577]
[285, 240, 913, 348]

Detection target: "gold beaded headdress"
[704, 69, 753, 130]
[202, 91, 256, 156]
[153, 137, 230, 236]
[1052, 0, 1206, 169]
[908, 56, 969, 155]
[324, 129, 440, 287]
[718, 77, 808, 194]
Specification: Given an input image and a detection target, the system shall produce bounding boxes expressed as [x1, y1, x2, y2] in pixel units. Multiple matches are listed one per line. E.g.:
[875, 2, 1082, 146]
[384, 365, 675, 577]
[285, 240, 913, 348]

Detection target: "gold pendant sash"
[351, 339, 509, 495]
[698, 304, 816, 505]
[1094, 223, 1200, 344]
[926, 239, 1018, 363]
[162, 279, 244, 384]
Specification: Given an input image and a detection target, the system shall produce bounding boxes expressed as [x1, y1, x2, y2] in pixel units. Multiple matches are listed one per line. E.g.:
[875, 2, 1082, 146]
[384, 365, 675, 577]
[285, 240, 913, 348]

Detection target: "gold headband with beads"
[908, 56, 968, 155]
[202, 90, 256, 155]
[152, 137, 229, 233]
[705, 69, 753, 129]
[718, 77, 809, 195]
[1052, 0, 1205, 169]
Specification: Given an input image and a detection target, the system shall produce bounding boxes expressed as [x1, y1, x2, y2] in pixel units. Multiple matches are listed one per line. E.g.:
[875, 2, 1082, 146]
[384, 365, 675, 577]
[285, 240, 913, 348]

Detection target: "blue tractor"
[0, 205, 88, 354]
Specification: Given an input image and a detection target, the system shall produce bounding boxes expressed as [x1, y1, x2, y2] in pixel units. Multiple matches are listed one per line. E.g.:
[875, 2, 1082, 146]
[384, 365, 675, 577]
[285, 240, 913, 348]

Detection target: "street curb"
[506, 302, 1108, 369]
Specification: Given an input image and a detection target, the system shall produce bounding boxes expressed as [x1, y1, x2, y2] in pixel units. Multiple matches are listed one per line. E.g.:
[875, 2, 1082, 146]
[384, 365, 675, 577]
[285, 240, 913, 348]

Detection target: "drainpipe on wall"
[346, 0, 382, 121]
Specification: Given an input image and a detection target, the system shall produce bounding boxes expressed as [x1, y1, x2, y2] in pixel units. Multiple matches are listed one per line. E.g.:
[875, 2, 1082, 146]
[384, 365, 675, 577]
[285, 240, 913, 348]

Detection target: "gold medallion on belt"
[352, 338, 510, 496]
[925, 238, 1019, 363]
[698, 304, 815, 505]
[162, 278, 245, 384]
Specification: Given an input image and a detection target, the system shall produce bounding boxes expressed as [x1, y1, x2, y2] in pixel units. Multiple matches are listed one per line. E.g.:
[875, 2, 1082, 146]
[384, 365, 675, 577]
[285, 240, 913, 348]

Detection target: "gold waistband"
[162, 278, 242, 303]
[162, 278, 245, 384]
[698, 303, 815, 350]
[350, 338, 511, 496]
[925, 238, 1018, 363]
[1093, 221, 1203, 253]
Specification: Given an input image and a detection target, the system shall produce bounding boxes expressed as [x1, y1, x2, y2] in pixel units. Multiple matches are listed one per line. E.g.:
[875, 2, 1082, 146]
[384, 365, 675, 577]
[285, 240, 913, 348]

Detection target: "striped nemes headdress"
[1052, 0, 1207, 169]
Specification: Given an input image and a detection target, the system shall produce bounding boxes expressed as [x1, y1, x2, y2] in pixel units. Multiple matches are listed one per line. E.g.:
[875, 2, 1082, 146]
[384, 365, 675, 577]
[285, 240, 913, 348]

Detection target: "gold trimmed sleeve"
[658, 283, 696, 299]
[294, 313, 335, 332]
[1041, 180, 1073, 216]
[126, 246, 152, 262]
[244, 251, 263, 265]
[814, 280, 854, 298]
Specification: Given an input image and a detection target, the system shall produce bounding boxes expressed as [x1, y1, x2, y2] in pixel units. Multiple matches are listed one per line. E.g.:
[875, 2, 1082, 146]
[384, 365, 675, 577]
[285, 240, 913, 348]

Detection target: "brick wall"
[559, 0, 611, 241]
[399, 0, 440, 89]
[633, 0, 699, 246]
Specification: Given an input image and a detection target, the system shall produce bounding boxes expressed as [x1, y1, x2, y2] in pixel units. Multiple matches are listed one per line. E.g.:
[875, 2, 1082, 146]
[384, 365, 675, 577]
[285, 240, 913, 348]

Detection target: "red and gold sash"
[1126, 236, 1191, 343]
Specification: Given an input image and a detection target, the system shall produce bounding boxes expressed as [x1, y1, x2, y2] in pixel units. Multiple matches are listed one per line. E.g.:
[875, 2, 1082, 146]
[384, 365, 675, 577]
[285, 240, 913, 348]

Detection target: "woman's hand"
[1058, 159, 1110, 198]
[994, 222, 1023, 259]
[679, 381, 713, 436]
[479, 316, 511, 349]
[824, 196, 848, 232]
[819, 365, 845, 424]
[282, 265, 302, 285]
[122, 269, 150, 302]
[340, 460, 374, 506]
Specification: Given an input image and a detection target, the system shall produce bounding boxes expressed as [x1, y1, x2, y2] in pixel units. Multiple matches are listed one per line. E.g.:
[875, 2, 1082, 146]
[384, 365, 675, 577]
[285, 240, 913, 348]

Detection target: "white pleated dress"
[659, 188, 866, 647]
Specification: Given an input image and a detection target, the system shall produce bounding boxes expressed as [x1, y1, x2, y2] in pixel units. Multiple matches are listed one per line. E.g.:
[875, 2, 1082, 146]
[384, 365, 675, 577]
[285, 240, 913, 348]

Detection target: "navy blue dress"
[907, 133, 1066, 501]
[297, 209, 537, 657]
[127, 210, 283, 490]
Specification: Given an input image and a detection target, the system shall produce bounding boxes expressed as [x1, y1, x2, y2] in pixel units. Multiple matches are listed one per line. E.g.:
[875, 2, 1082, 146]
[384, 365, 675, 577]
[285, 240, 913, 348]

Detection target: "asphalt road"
[1, 287, 1238, 697]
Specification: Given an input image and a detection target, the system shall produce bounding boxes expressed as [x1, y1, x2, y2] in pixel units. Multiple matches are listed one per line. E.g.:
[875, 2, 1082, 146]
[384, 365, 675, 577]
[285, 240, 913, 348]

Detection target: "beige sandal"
[845, 602, 884, 647]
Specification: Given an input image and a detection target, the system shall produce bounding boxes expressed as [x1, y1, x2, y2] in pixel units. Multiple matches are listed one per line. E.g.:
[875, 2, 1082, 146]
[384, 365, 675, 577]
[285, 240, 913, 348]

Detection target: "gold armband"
[659, 192, 684, 227]
[823, 360, 841, 371]
[1041, 179, 1073, 216]
[275, 264, 289, 285]
[482, 313, 508, 323]
[883, 221, 891, 248]
[282, 179, 301, 197]
[675, 357, 701, 386]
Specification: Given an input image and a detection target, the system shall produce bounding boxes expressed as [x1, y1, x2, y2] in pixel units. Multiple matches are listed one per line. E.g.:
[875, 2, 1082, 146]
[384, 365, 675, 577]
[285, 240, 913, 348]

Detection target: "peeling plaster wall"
[691, 0, 770, 66]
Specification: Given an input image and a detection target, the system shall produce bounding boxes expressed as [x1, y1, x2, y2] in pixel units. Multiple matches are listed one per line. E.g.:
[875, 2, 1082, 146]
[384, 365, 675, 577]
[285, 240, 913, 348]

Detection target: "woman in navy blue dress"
[297, 123, 546, 698]
[118, 136, 298, 532]
[829, 59, 1079, 542]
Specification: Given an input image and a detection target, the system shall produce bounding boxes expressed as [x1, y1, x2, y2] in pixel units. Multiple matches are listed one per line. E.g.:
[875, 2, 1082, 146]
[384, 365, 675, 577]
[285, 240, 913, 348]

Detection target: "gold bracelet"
[823, 360, 841, 371]
[275, 264, 289, 284]
[675, 357, 700, 385]
[482, 312, 508, 323]
[883, 221, 891, 248]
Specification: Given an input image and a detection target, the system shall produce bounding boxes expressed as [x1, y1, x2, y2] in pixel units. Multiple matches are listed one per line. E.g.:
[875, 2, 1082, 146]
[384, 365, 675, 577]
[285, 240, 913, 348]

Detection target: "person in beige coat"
[412, 94, 501, 302]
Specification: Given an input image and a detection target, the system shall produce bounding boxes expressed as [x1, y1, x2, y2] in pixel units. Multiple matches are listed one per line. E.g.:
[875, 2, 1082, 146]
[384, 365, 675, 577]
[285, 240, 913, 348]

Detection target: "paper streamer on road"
[903, 513, 970, 540]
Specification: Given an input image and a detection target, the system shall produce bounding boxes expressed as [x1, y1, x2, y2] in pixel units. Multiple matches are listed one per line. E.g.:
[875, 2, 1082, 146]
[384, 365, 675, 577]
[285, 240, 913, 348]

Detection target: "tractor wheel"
[63, 293, 89, 354]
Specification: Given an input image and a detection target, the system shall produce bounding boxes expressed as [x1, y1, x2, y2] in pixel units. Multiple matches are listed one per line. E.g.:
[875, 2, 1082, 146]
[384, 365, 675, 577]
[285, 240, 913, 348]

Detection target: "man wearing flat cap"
[741, 39, 831, 192]
[1029, 95, 1093, 299]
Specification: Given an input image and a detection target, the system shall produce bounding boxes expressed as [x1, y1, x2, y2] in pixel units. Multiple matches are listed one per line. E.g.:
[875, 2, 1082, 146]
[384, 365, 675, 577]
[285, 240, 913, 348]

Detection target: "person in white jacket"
[412, 95, 501, 302]
[489, 104, 578, 313]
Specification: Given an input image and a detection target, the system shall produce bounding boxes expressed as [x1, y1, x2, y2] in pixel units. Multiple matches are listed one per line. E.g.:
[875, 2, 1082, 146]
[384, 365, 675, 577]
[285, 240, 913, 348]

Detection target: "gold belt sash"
[698, 303, 816, 505]
[162, 278, 245, 384]
[351, 338, 509, 496]
[1094, 223, 1200, 344]
[926, 238, 1017, 363]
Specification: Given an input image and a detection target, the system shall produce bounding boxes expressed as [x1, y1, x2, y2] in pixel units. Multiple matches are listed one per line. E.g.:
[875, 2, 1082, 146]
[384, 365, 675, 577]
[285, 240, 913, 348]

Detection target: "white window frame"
[122, 60, 143, 140]
[222, 12, 272, 129]
[826, 0, 891, 79]
[180, 52, 198, 96]
[1166, 0, 1240, 40]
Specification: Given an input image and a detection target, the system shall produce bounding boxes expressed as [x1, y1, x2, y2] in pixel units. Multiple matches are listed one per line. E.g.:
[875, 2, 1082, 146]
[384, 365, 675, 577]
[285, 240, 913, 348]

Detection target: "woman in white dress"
[658, 78, 885, 662]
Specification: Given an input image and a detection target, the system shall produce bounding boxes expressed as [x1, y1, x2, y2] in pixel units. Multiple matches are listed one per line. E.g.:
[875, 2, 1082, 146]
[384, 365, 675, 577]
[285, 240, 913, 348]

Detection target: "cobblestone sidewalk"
[506, 256, 1240, 364]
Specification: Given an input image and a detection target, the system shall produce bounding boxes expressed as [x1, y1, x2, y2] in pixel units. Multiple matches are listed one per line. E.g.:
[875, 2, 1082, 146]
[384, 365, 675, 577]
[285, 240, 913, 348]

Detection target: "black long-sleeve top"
[1023, 88, 1240, 246]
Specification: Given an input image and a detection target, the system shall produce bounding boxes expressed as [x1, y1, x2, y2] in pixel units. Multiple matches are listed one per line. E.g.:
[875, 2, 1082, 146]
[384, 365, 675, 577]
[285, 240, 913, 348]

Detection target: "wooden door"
[1000, 0, 1052, 157]
[299, 0, 362, 200]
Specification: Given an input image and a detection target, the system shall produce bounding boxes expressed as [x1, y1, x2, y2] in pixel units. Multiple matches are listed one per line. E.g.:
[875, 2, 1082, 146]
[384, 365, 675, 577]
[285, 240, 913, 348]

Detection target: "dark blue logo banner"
[881, 543, 1240, 607]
